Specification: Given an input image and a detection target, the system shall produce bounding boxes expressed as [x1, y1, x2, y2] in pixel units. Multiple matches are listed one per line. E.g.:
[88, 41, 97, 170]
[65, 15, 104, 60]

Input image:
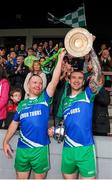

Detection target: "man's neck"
[71, 89, 82, 96]
[29, 96, 37, 99]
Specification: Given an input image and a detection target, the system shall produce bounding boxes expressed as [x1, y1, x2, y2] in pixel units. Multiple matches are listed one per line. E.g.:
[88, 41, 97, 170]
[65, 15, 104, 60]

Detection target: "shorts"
[15, 145, 50, 174]
[61, 145, 96, 178]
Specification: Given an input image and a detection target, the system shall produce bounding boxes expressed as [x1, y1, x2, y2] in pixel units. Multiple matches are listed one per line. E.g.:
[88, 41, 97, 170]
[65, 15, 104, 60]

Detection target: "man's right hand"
[3, 143, 14, 159]
[58, 48, 66, 61]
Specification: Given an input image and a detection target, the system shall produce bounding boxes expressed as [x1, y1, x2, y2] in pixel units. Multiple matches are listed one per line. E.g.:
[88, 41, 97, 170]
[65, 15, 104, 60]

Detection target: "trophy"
[53, 121, 65, 143]
[64, 27, 93, 57]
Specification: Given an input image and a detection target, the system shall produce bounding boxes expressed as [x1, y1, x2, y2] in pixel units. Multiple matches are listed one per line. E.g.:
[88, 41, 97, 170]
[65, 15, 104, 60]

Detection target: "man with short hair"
[3, 49, 66, 179]
[48, 47, 102, 179]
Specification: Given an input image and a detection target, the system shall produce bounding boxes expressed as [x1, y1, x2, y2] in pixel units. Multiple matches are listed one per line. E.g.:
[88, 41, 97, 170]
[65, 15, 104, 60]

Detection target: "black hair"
[0, 65, 8, 80]
[69, 69, 84, 79]
[27, 47, 34, 51]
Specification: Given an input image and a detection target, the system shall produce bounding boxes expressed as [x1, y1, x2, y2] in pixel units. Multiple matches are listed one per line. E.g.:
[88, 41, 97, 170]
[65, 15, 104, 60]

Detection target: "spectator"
[24, 47, 38, 69]
[52, 56, 73, 125]
[100, 49, 112, 87]
[18, 44, 27, 58]
[100, 49, 112, 71]
[4, 88, 22, 129]
[92, 74, 110, 136]
[98, 43, 107, 56]
[5, 51, 17, 76]
[7, 55, 29, 99]
[36, 45, 46, 60]
[0, 65, 10, 128]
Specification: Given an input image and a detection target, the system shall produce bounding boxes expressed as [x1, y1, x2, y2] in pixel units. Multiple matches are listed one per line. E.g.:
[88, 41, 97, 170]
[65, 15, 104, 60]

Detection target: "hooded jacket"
[0, 79, 10, 120]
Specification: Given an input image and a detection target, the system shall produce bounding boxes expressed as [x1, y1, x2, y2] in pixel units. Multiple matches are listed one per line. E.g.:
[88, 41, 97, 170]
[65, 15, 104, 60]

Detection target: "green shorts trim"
[15, 145, 50, 174]
[61, 145, 96, 178]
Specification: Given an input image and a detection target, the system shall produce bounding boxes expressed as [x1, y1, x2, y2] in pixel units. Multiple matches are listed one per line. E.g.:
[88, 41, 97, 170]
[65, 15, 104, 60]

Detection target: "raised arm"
[46, 49, 66, 97]
[89, 47, 102, 93]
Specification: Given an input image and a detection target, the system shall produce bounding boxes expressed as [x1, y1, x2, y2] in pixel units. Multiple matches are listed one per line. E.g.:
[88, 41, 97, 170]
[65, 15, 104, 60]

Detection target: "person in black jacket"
[92, 74, 110, 136]
[6, 55, 29, 99]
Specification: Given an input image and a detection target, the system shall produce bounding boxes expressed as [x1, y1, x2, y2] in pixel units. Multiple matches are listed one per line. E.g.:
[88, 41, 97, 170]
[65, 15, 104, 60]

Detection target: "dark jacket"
[6, 63, 29, 99]
[92, 87, 110, 135]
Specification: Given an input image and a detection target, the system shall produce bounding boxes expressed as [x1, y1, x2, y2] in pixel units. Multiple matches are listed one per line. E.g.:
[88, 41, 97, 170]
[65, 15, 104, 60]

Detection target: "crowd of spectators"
[0, 40, 112, 134]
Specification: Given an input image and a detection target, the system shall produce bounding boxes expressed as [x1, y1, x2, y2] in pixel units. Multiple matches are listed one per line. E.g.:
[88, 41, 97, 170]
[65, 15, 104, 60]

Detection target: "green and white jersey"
[62, 87, 96, 147]
[13, 91, 52, 148]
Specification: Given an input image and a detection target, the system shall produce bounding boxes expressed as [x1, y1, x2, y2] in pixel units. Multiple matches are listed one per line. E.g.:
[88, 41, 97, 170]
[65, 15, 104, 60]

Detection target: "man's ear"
[83, 80, 85, 85]
[10, 96, 13, 100]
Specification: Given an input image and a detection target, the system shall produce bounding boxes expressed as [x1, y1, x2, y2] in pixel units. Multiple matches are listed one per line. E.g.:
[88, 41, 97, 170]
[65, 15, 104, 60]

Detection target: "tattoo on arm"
[89, 48, 102, 92]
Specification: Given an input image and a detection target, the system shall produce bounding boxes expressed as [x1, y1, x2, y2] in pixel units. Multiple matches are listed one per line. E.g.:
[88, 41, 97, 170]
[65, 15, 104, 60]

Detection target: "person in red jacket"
[0, 65, 10, 128]
[4, 88, 22, 129]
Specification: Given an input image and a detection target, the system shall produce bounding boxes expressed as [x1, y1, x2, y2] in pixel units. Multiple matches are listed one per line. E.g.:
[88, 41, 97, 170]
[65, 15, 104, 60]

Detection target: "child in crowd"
[4, 88, 22, 129]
